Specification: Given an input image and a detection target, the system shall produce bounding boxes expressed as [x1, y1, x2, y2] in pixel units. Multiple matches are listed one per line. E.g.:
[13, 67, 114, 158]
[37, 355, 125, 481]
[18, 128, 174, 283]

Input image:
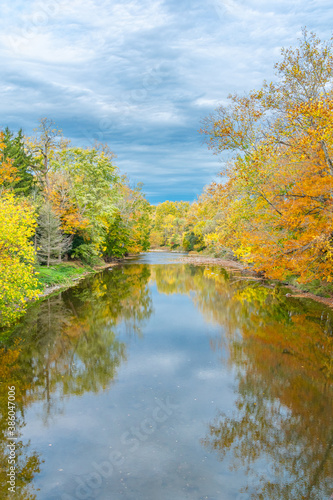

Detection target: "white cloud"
[0, 0, 332, 202]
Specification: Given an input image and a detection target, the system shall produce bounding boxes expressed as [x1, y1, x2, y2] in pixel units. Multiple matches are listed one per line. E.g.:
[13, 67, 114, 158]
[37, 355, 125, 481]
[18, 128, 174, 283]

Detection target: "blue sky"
[1, 0, 333, 203]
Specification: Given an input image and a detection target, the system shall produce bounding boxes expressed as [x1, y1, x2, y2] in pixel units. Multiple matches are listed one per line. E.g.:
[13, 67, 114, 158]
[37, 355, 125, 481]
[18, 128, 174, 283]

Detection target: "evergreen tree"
[2, 127, 36, 195]
[36, 203, 72, 267]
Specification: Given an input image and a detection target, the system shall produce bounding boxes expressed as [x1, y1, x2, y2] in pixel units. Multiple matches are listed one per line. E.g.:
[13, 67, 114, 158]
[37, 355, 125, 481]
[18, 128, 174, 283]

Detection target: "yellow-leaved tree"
[0, 134, 39, 328]
[200, 29, 333, 283]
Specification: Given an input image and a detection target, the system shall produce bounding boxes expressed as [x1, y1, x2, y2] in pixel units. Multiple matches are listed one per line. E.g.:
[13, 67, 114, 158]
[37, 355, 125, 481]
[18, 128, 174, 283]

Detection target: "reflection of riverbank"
[151, 262, 333, 379]
[175, 254, 246, 270]
[37, 262, 119, 300]
[1, 258, 332, 500]
[0, 264, 154, 497]
[176, 254, 333, 309]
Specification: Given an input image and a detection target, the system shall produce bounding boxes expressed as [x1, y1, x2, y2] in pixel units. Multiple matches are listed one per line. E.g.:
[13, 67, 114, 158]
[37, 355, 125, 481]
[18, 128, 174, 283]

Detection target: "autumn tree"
[0, 192, 39, 327]
[0, 132, 19, 189]
[26, 118, 68, 198]
[0, 136, 40, 327]
[51, 145, 119, 252]
[150, 201, 190, 248]
[200, 29, 333, 282]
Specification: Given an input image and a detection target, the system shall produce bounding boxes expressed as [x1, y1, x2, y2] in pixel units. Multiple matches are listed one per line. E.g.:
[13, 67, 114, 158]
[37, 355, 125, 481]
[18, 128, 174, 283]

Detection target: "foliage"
[0, 117, 153, 327]
[71, 243, 103, 266]
[51, 145, 119, 250]
[104, 180, 151, 259]
[1, 128, 35, 195]
[36, 202, 72, 266]
[0, 132, 19, 188]
[198, 29, 333, 283]
[182, 231, 205, 252]
[150, 200, 190, 248]
[104, 212, 130, 259]
[0, 191, 39, 328]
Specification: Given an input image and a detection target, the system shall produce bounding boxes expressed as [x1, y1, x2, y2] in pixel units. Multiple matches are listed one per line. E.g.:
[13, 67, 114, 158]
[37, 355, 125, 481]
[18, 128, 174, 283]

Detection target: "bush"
[183, 232, 205, 252]
[71, 244, 102, 266]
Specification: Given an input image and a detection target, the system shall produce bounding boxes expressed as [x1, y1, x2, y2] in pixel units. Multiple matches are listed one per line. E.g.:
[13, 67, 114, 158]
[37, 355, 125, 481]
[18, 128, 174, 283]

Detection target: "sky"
[1, 0, 333, 204]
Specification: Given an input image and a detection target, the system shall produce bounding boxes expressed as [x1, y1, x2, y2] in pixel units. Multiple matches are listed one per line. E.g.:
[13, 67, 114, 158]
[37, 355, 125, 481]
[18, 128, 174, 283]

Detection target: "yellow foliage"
[0, 192, 39, 327]
[198, 31, 333, 283]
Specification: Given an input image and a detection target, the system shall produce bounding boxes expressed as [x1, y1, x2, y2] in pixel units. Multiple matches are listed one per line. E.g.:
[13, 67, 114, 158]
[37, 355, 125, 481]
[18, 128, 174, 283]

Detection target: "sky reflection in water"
[0, 253, 332, 500]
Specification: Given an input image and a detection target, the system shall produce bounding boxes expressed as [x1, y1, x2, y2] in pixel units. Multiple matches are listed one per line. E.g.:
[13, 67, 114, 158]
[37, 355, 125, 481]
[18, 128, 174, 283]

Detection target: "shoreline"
[174, 253, 333, 309]
[35, 252, 333, 310]
[36, 261, 120, 300]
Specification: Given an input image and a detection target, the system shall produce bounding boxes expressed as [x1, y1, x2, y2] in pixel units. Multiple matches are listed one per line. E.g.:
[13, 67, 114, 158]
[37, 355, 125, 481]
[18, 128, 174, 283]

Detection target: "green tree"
[2, 127, 35, 195]
[36, 202, 72, 267]
[52, 146, 119, 252]
[150, 201, 190, 248]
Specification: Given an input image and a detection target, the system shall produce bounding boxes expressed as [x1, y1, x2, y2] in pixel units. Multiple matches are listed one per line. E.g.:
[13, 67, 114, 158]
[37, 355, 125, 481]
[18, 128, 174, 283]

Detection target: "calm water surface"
[0, 252, 332, 500]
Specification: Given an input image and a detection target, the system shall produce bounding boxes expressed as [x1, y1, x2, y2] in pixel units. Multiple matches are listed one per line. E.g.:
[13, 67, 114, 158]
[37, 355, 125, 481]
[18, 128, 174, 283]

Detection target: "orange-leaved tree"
[200, 29, 333, 282]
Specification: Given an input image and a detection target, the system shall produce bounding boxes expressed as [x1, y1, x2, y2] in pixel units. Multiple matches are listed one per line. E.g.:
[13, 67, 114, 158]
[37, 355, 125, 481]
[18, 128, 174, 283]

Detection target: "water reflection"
[0, 259, 332, 499]
[0, 265, 153, 499]
[151, 264, 333, 500]
[0, 345, 42, 500]
[152, 264, 333, 379]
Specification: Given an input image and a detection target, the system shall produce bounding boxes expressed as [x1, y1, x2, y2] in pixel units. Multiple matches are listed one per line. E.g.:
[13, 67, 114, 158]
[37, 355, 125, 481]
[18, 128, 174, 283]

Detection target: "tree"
[51, 146, 119, 252]
[0, 192, 39, 327]
[1, 127, 35, 195]
[36, 202, 72, 267]
[103, 180, 152, 259]
[25, 118, 68, 197]
[200, 29, 333, 282]
[0, 131, 19, 190]
[150, 201, 190, 248]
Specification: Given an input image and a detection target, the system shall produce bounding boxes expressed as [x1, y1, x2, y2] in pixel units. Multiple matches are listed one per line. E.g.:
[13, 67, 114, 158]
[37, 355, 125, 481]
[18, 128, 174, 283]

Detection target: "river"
[0, 252, 332, 499]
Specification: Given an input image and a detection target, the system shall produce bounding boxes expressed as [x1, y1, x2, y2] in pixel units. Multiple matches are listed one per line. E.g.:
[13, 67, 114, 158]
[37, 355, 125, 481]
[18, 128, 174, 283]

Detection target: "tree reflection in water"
[0, 262, 332, 499]
[0, 264, 153, 499]
[152, 264, 333, 500]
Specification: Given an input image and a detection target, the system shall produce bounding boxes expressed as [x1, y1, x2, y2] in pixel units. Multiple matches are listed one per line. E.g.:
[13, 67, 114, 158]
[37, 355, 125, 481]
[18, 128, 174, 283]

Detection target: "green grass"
[36, 262, 94, 289]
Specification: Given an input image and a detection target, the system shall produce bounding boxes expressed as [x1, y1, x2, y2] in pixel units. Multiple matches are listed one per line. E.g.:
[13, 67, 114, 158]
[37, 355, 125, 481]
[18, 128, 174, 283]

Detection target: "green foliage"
[111, 179, 152, 255]
[182, 231, 205, 252]
[71, 243, 103, 266]
[2, 127, 35, 195]
[0, 118, 154, 328]
[104, 213, 130, 259]
[150, 201, 190, 248]
[53, 146, 119, 249]
[36, 202, 72, 266]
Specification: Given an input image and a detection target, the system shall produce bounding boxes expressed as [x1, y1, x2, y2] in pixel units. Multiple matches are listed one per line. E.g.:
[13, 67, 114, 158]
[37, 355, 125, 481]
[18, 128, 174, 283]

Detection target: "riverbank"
[36, 261, 120, 299]
[35, 253, 333, 309]
[174, 253, 333, 309]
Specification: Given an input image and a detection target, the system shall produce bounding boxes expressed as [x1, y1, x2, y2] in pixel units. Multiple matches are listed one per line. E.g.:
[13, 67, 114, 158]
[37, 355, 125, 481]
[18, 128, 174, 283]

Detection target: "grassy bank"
[36, 262, 95, 291]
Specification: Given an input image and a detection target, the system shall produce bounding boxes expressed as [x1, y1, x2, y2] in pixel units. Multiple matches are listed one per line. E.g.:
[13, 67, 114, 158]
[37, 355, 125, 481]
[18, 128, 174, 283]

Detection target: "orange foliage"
[0, 132, 19, 186]
[199, 31, 333, 283]
[48, 172, 90, 234]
